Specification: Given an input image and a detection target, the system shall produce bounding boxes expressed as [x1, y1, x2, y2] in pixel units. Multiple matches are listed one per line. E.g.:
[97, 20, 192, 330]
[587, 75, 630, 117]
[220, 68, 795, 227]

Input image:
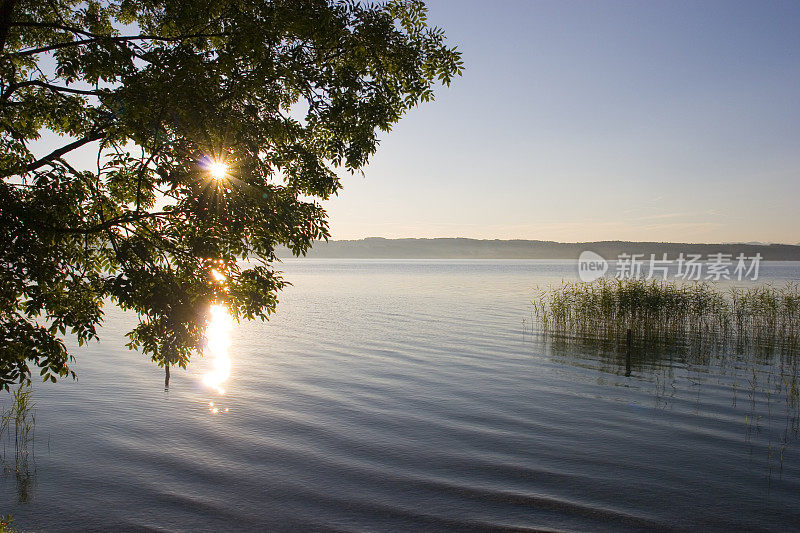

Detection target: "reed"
[533, 279, 800, 352]
[1, 385, 36, 464]
[1, 384, 36, 503]
[531, 279, 800, 477]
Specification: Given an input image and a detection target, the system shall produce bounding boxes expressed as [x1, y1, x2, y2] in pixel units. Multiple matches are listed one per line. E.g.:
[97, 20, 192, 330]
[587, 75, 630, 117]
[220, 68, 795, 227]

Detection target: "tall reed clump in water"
[533, 279, 800, 350]
[729, 284, 800, 346]
[1, 385, 36, 464]
[1, 385, 36, 503]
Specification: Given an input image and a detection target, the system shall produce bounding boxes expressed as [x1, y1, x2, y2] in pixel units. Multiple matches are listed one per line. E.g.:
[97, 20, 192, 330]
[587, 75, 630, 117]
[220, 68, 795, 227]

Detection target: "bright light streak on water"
[201, 304, 233, 394]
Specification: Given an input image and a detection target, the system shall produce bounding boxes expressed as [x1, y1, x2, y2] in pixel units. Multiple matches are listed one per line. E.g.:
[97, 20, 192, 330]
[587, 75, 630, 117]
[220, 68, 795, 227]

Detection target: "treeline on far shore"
[277, 238, 800, 260]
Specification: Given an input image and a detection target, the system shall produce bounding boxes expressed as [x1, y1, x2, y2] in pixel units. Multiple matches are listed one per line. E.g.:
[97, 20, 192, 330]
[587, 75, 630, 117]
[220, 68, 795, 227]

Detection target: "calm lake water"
[3, 260, 800, 531]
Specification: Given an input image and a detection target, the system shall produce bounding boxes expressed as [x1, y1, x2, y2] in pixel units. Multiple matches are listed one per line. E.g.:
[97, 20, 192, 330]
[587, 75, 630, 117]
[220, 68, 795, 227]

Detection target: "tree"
[0, 0, 462, 389]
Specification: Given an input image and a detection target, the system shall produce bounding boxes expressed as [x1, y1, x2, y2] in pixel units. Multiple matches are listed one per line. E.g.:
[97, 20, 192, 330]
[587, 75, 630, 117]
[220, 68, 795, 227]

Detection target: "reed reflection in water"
[527, 278, 800, 483]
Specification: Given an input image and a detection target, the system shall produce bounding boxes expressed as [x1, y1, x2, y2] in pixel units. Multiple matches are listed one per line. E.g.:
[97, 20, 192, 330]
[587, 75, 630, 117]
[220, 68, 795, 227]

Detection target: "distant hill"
[277, 238, 800, 260]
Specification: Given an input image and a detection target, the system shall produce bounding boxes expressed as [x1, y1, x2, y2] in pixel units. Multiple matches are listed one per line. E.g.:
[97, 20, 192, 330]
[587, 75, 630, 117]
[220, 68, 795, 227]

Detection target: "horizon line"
[321, 237, 800, 246]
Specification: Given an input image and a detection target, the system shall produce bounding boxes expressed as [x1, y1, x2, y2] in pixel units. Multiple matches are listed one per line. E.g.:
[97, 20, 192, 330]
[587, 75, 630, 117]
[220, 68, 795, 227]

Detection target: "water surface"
[3, 260, 800, 531]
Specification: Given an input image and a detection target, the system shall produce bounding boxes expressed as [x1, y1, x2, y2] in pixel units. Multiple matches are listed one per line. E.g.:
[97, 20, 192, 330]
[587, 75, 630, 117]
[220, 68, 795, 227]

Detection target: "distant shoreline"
[277, 238, 800, 261]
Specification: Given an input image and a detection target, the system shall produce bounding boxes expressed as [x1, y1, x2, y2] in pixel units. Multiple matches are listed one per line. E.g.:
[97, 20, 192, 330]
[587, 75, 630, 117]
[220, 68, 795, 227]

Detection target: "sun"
[208, 159, 229, 181]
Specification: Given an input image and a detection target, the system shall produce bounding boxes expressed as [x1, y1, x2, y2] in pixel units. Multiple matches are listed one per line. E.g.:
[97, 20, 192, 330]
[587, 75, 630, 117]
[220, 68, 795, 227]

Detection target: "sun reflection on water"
[208, 402, 229, 415]
[202, 303, 233, 395]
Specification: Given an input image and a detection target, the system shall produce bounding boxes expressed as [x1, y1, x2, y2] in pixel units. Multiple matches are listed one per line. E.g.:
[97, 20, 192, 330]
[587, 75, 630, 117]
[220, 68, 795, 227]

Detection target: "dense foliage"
[0, 0, 462, 388]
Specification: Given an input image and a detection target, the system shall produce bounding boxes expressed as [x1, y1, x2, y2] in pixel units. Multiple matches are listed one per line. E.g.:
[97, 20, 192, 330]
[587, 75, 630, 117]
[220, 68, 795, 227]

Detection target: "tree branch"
[12, 32, 231, 57]
[13, 37, 97, 57]
[50, 211, 171, 235]
[23, 131, 104, 174]
[3, 80, 102, 99]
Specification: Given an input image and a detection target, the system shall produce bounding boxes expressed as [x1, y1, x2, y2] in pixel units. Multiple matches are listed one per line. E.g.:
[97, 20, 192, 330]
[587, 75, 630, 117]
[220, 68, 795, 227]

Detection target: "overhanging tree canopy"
[0, 0, 462, 389]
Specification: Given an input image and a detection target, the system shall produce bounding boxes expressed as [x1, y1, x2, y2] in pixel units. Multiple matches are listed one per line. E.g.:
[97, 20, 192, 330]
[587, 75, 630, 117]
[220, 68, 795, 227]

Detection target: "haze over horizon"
[322, 236, 800, 246]
[322, 0, 800, 244]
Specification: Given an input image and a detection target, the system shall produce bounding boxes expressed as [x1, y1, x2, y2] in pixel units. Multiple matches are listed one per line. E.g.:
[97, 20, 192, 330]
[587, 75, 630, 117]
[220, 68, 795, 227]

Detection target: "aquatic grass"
[728, 283, 800, 345]
[533, 279, 800, 352]
[530, 279, 800, 482]
[1, 385, 36, 464]
[530, 279, 800, 405]
[1, 385, 36, 503]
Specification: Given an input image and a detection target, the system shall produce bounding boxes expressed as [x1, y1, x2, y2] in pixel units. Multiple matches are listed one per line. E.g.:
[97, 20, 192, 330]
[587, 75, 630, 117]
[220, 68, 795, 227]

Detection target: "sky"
[322, 0, 800, 243]
[27, 0, 800, 244]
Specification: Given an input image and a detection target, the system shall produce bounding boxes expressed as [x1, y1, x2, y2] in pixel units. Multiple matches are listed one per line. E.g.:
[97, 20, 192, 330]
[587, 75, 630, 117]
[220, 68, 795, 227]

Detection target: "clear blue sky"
[325, 0, 800, 243]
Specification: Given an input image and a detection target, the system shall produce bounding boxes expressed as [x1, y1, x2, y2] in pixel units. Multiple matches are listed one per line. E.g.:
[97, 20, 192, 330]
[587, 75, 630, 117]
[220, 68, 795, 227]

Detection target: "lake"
[3, 260, 800, 531]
